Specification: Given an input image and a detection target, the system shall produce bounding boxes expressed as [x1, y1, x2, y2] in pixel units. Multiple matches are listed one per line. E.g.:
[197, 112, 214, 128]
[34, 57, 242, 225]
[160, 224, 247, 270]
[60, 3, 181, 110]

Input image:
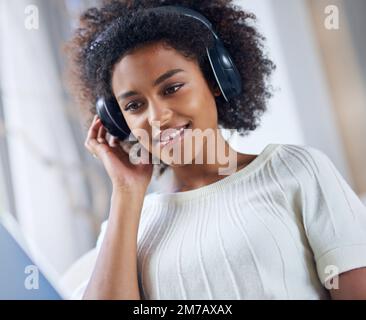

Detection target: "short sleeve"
[290, 145, 366, 285]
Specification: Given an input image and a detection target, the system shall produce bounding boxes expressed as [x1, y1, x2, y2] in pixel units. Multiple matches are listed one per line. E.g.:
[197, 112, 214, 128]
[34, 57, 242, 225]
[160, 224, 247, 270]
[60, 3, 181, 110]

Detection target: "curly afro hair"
[65, 0, 275, 175]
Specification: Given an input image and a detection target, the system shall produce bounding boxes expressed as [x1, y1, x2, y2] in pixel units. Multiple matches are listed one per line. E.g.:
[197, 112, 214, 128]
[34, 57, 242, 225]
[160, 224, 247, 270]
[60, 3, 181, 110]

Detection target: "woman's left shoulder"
[272, 143, 336, 178]
[276, 143, 330, 163]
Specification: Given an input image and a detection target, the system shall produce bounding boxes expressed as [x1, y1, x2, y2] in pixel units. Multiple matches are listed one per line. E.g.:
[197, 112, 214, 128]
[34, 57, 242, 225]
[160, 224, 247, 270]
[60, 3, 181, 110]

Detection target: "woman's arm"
[82, 188, 145, 300]
[329, 267, 366, 300]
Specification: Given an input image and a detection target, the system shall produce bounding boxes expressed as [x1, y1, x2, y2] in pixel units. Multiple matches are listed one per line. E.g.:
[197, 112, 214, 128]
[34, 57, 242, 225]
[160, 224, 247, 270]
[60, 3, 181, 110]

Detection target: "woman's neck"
[169, 131, 257, 192]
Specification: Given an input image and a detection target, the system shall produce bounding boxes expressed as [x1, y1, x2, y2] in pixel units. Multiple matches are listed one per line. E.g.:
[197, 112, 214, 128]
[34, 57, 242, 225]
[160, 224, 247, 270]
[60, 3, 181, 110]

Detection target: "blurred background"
[0, 0, 366, 284]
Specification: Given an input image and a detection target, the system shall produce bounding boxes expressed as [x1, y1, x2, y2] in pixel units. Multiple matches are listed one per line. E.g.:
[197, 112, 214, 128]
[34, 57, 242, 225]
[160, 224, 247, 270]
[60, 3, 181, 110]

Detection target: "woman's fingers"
[110, 136, 120, 148]
[86, 115, 100, 140]
[89, 115, 99, 135]
[109, 136, 115, 147]
[85, 115, 107, 157]
[85, 115, 126, 160]
[121, 140, 132, 153]
[97, 124, 107, 144]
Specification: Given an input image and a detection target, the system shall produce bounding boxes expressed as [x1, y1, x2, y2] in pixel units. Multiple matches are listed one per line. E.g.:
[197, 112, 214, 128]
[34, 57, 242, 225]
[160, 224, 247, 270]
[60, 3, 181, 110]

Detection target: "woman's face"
[111, 41, 221, 166]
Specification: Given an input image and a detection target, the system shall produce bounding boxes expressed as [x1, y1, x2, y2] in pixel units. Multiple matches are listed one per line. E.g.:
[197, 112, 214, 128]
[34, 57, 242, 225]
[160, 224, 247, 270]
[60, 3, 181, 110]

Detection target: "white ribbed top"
[76, 143, 366, 300]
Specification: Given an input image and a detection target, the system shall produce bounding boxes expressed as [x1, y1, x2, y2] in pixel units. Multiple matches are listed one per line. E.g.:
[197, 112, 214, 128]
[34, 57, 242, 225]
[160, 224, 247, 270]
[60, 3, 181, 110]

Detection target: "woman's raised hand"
[84, 115, 154, 193]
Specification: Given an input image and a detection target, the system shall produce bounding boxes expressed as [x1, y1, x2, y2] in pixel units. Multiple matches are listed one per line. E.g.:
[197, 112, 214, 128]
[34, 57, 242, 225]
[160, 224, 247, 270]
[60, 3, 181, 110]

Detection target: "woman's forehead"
[115, 42, 195, 74]
[112, 43, 200, 89]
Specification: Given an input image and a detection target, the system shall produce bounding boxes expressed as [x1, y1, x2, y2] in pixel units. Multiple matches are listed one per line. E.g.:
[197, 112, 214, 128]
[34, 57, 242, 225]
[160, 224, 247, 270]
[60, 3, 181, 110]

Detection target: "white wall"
[0, 0, 95, 276]
[231, 0, 353, 185]
[226, 0, 305, 155]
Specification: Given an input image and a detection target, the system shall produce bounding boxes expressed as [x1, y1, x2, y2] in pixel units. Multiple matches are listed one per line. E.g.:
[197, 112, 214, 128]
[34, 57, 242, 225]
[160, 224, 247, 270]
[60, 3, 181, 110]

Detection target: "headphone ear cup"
[96, 97, 131, 140]
[207, 40, 242, 102]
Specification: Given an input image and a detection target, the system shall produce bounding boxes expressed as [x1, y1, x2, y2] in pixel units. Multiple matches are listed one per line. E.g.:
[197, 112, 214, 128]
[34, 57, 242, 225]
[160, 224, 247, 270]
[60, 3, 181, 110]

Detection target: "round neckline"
[145, 143, 282, 203]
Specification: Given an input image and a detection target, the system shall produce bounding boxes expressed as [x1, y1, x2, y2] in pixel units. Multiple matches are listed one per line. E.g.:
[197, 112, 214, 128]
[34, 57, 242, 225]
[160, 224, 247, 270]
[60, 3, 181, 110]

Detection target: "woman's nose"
[147, 100, 174, 128]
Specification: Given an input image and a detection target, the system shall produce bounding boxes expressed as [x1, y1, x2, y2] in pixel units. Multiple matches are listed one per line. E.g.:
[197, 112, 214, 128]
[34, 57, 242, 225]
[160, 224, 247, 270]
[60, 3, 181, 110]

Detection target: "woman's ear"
[213, 86, 221, 97]
[209, 80, 222, 97]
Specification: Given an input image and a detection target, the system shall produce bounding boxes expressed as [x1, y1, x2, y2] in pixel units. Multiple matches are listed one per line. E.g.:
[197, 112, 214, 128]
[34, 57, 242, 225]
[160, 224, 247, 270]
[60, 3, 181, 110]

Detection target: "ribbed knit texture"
[77, 144, 366, 300]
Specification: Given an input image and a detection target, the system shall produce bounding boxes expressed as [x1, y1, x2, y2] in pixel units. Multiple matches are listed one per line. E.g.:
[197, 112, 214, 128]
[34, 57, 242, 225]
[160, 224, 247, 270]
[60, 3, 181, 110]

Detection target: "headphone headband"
[147, 6, 219, 40]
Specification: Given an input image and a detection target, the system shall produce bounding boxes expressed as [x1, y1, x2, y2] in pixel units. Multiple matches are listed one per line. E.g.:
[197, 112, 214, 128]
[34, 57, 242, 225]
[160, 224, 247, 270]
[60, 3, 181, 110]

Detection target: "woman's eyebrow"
[152, 68, 185, 87]
[117, 68, 185, 102]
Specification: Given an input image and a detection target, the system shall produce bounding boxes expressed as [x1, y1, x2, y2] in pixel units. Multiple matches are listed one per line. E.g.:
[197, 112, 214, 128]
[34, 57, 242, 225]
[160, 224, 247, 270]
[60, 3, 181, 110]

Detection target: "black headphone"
[95, 5, 243, 140]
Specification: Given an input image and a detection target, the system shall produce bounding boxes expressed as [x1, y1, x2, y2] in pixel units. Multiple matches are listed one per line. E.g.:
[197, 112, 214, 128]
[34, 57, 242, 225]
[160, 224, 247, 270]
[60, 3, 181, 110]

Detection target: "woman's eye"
[164, 84, 184, 95]
[124, 84, 184, 112]
[125, 101, 143, 112]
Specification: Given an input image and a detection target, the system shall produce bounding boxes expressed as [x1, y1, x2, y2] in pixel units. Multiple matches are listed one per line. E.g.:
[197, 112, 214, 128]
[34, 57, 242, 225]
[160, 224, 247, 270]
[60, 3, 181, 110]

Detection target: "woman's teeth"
[160, 126, 186, 143]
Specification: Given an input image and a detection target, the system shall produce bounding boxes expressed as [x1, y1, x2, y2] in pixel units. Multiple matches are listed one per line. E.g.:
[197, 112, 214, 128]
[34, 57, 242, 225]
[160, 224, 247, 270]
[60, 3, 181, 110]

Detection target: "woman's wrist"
[112, 183, 147, 197]
[109, 187, 146, 226]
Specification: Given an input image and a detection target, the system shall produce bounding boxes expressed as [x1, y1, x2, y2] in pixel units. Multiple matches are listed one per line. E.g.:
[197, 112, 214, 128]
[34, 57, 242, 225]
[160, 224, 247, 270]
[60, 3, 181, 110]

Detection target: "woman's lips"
[159, 122, 191, 149]
[159, 123, 189, 141]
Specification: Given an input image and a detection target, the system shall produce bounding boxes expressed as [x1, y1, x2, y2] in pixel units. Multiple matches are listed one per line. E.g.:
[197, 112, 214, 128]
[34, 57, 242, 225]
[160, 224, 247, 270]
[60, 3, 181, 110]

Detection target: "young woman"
[66, 0, 366, 300]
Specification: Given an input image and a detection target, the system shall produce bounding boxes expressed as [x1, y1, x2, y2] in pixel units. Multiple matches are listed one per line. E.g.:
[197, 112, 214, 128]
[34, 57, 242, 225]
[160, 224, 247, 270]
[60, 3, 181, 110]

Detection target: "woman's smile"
[158, 122, 191, 149]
